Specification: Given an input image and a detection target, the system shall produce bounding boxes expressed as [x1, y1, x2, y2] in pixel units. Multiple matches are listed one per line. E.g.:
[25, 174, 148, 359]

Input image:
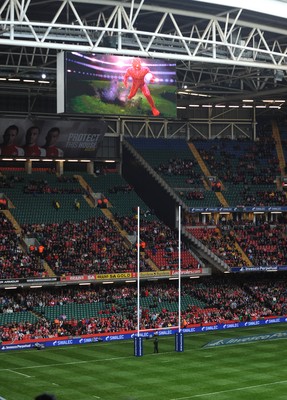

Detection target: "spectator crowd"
[1, 274, 287, 342]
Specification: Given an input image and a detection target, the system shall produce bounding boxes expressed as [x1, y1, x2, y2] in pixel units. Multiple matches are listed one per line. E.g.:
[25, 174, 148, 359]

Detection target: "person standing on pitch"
[154, 336, 159, 353]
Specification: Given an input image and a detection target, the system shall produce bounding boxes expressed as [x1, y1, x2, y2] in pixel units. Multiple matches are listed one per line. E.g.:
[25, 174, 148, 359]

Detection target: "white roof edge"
[192, 0, 287, 19]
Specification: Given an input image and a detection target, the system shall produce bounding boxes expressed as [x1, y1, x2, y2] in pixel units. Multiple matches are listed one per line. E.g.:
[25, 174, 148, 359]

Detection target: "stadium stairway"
[73, 174, 95, 207]
[187, 142, 253, 267]
[123, 141, 252, 272]
[1, 209, 57, 277]
[272, 120, 286, 177]
[2, 209, 21, 234]
[234, 242, 253, 267]
[101, 207, 132, 247]
[187, 142, 228, 207]
[123, 139, 231, 273]
[123, 139, 187, 212]
[43, 260, 57, 277]
[101, 207, 159, 271]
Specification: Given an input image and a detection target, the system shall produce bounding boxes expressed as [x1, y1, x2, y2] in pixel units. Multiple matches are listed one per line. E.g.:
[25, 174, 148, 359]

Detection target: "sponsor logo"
[224, 323, 239, 329]
[1, 344, 32, 350]
[158, 330, 173, 336]
[26, 277, 57, 283]
[202, 326, 218, 331]
[265, 318, 281, 324]
[79, 338, 94, 344]
[244, 321, 260, 327]
[203, 331, 287, 348]
[53, 340, 73, 346]
[183, 328, 196, 333]
[109, 335, 125, 341]
[96, 273, 132, 280]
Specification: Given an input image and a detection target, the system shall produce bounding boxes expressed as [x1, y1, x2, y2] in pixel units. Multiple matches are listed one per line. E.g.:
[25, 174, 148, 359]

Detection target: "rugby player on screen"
[124, 57, 160, 116]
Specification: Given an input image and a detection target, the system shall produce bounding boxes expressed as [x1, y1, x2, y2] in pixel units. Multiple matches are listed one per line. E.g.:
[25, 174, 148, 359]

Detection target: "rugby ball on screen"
[144, 72, 154, 83]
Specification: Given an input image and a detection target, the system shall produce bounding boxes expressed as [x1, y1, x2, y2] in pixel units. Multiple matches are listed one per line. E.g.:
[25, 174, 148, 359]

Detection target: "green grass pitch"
[1, 324, 287, 400]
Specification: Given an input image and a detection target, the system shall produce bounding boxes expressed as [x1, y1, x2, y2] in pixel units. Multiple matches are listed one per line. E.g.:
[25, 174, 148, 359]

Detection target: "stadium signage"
[203, 331, 287, 348]
[156, 329, 173, 336]
[244, 321, 260, 326]
[264, 318, 282, 324]
[189, 206, 287, 213]
[61, 274, 97, 281]
[131, 332, 151, 338]
[140, 271, 169, 277]
[106, 335, 125, 341]
[2, 317, 287, 351]
[223, 323, 240, 329]
[26, 277, 58, 283]
[0, 118, 107, 161]
[0, 269, 209, 289]
[0, 264, 283, 289]
[202, 325, 218, 331]
[0, 279, 20, 284]
[59, 270, 202, 283]
[96, 273, 133, 279]
[79, 338, 95, 344]
[231, 265, 287, 273]
[171, 269, 202, 275]
[53, 340, 73, 346]
[1, 344, 33, 350]
[0, 277, 60, 287]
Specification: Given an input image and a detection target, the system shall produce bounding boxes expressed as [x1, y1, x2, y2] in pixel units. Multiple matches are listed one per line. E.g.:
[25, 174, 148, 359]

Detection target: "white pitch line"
[0, 351, 179, 373]
[169, 379, 287, 400]
[6, 369, 33, 378]
[0, 355, 134, 372]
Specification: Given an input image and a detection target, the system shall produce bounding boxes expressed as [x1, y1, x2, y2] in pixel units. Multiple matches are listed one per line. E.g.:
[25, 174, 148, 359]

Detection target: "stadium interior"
[2, 0, 287, 385]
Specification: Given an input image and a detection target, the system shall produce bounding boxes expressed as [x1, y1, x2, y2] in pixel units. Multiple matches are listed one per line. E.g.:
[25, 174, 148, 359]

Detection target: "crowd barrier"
[1, 316, 286, 351]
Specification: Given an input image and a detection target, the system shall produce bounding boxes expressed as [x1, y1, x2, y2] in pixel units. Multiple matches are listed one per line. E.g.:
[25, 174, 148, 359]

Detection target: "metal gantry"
[1, 1, 287, 84]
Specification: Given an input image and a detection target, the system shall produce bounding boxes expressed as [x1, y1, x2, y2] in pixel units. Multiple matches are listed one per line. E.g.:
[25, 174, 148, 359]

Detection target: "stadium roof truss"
[1, 0, 287, 110]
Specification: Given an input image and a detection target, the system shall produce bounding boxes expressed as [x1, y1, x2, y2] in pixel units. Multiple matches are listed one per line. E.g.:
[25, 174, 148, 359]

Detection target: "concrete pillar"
[25, 160, 32, 174]
[56, 160, 64, 175]
[87, 161, 94, 174]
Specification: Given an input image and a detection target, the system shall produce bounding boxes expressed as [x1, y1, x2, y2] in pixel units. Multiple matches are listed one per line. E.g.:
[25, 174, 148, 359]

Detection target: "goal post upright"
[137, 205, 140, 337]
[178, 204, 182, 333]
[134, 206, 143, 356]
[175, 205, 184, 352]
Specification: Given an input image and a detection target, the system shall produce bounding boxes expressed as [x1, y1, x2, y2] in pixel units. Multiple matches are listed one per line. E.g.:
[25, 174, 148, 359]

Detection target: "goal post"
[134, 206, 184, 356]
[175, 205, 184, 352]
[134, 206, 142, 356]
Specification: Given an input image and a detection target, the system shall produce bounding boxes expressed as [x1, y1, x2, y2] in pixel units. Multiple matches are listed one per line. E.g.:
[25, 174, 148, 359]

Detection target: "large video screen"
[64, 52, 177, 118]
[0, 118, 106, 160]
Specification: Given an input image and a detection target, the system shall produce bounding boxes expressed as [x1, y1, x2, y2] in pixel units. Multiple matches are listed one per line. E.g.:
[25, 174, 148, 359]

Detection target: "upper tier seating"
[127, 138, 219, 208]
[1, 170, 102, 224]
[193, 134, 280, 207]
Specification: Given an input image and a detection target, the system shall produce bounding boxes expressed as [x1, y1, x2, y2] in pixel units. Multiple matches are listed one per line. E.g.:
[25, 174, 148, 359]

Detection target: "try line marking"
[169, 379, 287, 399]
[0, 355, 134, 372]
[6, 369, 33, 378]
[0, 350, 178, 373]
